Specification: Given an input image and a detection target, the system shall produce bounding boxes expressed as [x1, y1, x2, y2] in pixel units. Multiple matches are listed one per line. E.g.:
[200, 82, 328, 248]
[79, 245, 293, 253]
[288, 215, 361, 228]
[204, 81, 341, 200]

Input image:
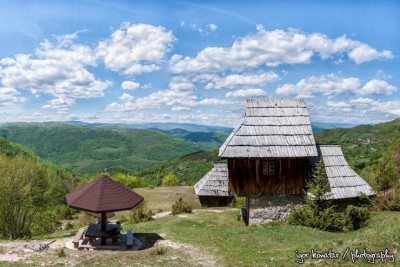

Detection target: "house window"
[263, 161, 275, 175]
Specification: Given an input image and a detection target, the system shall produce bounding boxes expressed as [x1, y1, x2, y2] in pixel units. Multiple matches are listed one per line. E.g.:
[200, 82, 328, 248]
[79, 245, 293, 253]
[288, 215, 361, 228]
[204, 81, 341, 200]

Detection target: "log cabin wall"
[228, 158, 307, 196]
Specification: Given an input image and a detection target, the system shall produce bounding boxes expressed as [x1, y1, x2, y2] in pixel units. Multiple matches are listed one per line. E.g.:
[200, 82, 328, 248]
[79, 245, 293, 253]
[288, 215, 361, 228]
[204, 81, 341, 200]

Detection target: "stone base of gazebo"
[65, 233, 142, 251]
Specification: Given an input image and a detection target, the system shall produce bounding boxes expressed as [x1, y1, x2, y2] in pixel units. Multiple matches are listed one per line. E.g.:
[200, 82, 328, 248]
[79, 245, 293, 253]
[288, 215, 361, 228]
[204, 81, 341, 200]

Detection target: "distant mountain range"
[67, 121, 233, 134]
[0, 118, 398, 186]
[0, 122, 207, 175]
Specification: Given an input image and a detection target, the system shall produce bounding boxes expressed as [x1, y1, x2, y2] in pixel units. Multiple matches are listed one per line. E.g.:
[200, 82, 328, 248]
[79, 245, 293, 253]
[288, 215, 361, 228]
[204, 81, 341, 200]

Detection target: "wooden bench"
[126, 230, 134, 249]
[72, 228, 85, 249]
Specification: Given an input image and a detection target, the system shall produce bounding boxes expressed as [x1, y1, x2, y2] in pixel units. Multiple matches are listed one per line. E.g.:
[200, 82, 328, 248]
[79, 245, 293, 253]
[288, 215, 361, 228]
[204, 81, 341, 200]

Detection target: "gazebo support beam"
[101, 212, 107, 245]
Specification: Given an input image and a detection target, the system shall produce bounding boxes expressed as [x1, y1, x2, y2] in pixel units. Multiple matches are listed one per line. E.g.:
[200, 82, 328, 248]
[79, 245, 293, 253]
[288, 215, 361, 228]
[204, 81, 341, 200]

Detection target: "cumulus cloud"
[198, 98, 237, 106]
[348, 44, 393, 64]
[276, 74, 361, 98]
[350, 98, 400, 117]
[208, 24, 218, 32]
[97, 23, 175, 75]
[275, 74, 397, 99]
[326, 101, 351, 108]
[180, 22, 218, 35]
[170, 26, 393, 74]
[0, 34, 111, 111]
[119, 93, 134, 101]
[0, 87, 27, 106]
[107, 77, 198, 112]
[225, 88, 266, 98]
[121, 81, 140, 90]
[359, 79, 397, 95]
[205, 72, 279, 89]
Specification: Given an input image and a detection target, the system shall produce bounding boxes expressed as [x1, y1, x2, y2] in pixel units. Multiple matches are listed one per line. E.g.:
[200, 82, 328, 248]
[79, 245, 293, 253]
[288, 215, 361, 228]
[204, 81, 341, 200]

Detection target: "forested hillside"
[133, 150, 223, 186]
[315, 118, 400, 184]
[0, 123, 205, 175]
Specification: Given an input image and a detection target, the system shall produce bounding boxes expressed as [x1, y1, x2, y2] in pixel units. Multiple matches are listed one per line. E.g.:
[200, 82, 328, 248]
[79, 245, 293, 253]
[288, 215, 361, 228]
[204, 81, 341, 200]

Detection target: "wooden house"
[194, 163, 233, 207]
[218, 99, 374, 225]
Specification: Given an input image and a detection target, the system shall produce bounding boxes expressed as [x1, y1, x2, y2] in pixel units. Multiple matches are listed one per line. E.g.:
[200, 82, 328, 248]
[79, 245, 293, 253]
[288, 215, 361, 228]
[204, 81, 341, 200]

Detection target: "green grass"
[126, 210, 399, 267]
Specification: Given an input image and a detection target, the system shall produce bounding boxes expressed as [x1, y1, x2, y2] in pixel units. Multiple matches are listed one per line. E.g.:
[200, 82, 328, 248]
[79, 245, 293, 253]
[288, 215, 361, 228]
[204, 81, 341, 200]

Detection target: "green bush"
[162, 173, 179, 187]
[374, 188, 400, 211]
[288, 205, 314, 227]
[30, 210, 58, 236]
[345, 205, 371, 230]
[289, 160, 346, 232]
[171, 197, 192, 215]
[288, 205, 344, 232]
[150, 245, 168, 255]
[129, 202, 154, 223]
[231, 197, 245, 208]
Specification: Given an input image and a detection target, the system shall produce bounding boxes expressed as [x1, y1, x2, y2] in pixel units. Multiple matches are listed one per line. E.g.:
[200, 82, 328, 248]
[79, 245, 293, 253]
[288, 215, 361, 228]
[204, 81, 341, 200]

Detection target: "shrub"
[30, 210, 58, 236]
[129, 202, 154, 223]
[56, 248, 66, 258]
[374, 188, 400, 211]
[289, 160, 345, 232]
[150, 245, 168, 255]
[357, 193, 372, 208]
[231, 197, 245, 208]
[171, 197, 192, 215]
[162, 173, 179, 187]
[288, 205, 314, 227]
[345, 205, 371, 230]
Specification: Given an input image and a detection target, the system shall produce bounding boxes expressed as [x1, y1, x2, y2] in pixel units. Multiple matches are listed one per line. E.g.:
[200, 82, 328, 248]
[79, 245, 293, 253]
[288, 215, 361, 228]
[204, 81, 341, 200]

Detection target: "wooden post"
[101, 212, 107, 245]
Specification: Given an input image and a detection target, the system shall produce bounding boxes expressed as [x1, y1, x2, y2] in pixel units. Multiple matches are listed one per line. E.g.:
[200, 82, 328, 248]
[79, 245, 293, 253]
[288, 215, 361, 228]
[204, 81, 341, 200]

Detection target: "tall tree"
[0, 155, 50, 239]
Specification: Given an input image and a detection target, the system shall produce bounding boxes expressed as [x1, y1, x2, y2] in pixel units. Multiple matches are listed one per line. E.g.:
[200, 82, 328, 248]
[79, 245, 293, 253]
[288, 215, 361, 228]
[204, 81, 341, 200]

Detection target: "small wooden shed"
[194, 163, 233, 207]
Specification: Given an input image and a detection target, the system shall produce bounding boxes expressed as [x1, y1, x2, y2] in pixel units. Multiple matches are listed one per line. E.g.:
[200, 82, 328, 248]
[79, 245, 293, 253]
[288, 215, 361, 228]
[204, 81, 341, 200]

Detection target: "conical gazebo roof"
[66, 175, 144, 213]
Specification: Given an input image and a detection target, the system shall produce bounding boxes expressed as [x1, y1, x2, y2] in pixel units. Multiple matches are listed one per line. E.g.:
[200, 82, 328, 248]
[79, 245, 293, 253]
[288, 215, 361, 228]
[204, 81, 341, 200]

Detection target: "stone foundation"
[247, 195, 303, 225]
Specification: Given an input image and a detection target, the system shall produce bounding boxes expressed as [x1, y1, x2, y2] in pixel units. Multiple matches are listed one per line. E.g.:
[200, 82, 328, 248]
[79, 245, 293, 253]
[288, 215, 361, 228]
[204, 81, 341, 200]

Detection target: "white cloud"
[351, 97, 375, 104]
[208, 24, 217, 32]
[326, 101, 351, 108]
[359, 79, 397, 95]
[121, 81, 140, 90]
[205, 72, 279, 89]
[119, 93, 134, 101]
[275, 74, 361, 98]
[42, 97, 75, 111]
[0, 34, 111, 111]
[275, 74, 396, 99]
[135, 77, 197, 110]
[171, 26, 393, 74]
[348, 44, 393, 64]
[107, 77, 198, 112]
[0, 87, 27, 106]
[225, 88, 266, 98]
[199, 98, 237, 106]
[97, 23, 175, 75]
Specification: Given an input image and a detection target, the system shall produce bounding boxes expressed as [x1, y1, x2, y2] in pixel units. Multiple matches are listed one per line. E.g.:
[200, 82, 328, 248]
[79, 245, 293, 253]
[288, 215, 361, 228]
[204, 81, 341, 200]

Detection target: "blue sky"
[0, 0, 399, 126]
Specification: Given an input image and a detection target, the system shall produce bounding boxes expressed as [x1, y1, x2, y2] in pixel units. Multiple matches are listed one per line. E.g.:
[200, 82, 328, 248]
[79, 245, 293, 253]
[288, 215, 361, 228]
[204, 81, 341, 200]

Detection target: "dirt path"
[156, 239, 218, 267]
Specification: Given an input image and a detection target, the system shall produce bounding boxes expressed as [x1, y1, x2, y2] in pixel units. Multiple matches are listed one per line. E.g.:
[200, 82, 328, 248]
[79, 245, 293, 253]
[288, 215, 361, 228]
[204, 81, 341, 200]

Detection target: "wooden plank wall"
[228, 158, 307, 196]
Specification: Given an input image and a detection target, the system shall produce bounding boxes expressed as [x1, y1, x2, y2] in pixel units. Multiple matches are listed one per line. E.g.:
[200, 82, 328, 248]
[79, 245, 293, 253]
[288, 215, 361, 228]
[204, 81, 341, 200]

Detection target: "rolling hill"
[0, 122, 206, 175]
[133, 150, 223, 186]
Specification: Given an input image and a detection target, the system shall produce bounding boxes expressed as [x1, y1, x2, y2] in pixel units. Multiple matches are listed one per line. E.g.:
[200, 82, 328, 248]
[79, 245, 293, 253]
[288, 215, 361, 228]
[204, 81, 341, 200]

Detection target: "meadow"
[1, 186, 399, 267]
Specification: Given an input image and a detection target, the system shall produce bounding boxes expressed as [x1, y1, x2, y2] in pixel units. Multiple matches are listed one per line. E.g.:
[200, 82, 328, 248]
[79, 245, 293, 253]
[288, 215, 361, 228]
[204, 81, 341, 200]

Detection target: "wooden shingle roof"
[194, 163, 230, 197]
[310, 145, 375, 200]
[219, 99, 318, 158]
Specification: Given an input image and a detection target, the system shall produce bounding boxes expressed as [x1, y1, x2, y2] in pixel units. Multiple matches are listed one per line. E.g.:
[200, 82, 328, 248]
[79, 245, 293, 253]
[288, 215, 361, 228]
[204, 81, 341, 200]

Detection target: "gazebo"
[66, 175, 144, 246]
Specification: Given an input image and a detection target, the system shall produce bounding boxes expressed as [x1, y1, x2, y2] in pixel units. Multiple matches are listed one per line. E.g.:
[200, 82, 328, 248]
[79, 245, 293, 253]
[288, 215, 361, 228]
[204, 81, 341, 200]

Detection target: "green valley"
[0, 122, 218, 175]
